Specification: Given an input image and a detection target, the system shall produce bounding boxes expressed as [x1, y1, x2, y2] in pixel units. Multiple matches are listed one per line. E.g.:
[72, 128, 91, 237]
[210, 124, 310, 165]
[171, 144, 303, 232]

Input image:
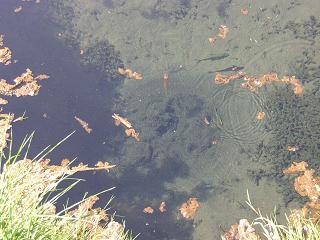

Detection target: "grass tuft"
[0, 133, 137, 240]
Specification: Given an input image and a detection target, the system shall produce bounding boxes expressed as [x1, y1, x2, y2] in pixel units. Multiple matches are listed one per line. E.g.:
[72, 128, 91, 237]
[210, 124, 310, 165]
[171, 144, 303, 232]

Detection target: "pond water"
[1, 0, 320, 239]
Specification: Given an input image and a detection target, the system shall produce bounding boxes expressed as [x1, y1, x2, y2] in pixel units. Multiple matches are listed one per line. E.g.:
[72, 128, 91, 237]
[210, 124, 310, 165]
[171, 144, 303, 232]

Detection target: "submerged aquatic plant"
[0, 132, 136, 240]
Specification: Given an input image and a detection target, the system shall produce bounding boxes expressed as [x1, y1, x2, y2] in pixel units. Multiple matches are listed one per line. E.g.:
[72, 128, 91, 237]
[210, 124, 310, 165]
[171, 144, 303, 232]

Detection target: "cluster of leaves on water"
[0, 35, 48, 152]
[0, 35, 12, 65]
[0, 68, 49, 104]
[283, 161, 320, 223]
[222, 219, 261, 240]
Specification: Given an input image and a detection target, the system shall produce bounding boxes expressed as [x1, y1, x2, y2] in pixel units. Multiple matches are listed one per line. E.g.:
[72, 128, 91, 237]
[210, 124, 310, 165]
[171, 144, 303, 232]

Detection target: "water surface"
[1, 0, 320, 239]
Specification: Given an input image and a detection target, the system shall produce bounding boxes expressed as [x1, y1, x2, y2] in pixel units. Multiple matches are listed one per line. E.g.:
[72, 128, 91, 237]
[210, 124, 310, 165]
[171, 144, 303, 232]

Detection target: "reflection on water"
[1, 0, 320, 239]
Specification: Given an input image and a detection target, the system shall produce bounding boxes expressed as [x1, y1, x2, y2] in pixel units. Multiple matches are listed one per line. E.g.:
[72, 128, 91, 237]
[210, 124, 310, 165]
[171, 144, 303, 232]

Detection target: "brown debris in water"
[208, 25, 229, 45]
[34, 74, 50, 81]
[208, 37, 217, 43]
[118, 67, 143, 80]
[0, 69, 46, 98]
[112, 113, 133, 128]
[215, 71, 246, 85]
[179, 198, 201, 219]
[215, 71, 304, 95]
[287, 145, 299, 152]
[143, 206, 154, 214]
[0, 113, 14, 151]
[0, 35, 12, 65]
[112, 113, 140, 142]
[0, 98, 8, 105]
[218, 25, 230, 39]
[159, 201, 167, 213]
[256, 111, 265, 120]
[283, 161, 320, 223]
[222, 219, 261, 240]
[74, 116, 92, 133]
[241, 8, 249, 16]
[125, 128, 140, 142]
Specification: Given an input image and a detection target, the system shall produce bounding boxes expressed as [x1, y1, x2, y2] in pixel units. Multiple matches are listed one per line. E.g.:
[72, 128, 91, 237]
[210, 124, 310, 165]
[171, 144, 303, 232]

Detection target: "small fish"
[209, 65, 244, 73]
[196, 53, 229, 64]
[163, 73, 169, 94]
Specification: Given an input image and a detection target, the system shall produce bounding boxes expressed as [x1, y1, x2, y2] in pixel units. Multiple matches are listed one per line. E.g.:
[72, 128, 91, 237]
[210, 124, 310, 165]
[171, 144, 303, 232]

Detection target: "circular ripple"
[213, 86, 268, 145]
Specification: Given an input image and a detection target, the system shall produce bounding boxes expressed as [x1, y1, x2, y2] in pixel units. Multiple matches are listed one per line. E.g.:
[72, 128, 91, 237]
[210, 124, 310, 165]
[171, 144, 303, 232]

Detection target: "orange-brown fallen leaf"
[118, 67, 142, 80]
[241, 8, 249, 16]
[0, 69, 45, 98]
[125, 128, 140, 142]
[143, 207, 154, 214]
[208, 37, 216, 43]
[203, 116, 210, 125]
[112, 113, 133, 129]
[159, 201, 166, 213]
[256, 111, 265, 120]
[283, 161, 320, 222]
[34, 74, 50, 81]
[179, 198, 201, 219]
[0, 35, 12, 65]
[222, 219, 261, 240]
[74, 116, 92, 134]
[215, 71, 304, 95]
[217, 25, 229, 39]
[215, 71, 246, 85]
[283, 161, 308, 174]
[287, 146, 299, 152]
[0, 98, 8, 105]
[60, 158, 70, 167]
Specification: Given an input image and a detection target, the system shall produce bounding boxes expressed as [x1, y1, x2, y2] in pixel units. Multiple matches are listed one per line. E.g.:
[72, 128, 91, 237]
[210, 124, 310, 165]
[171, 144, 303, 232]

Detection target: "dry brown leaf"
[241, 8, 249, 16]
[61, 159, 70, 167]
[256, 111, 266, 120]
[287, 146, 299, 152]
[208, 37, 216, 43]
[125, 128, 140, 142]
[143, 206, 154, 214]
[118, 67, 143, 80]
[159, 201, 166, 213]
[217, 25, 229, 39]
[179, 198, 201, 219]
[112, 113, 133, 129]
[283, 161, 309, 174]
[74, 116, 92, 134]
[222, 219, 261, 240]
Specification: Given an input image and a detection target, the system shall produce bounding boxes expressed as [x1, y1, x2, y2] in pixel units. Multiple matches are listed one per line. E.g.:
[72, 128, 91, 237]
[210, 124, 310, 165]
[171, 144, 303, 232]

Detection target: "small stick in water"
[74, 116, 92, 133]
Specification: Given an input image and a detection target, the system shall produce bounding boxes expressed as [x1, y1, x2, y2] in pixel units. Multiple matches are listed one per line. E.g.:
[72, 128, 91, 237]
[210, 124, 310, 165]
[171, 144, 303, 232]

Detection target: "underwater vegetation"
[81, 41, 123, 81]
[140, 0, 192, 21]
[249, 83, 320, 205]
